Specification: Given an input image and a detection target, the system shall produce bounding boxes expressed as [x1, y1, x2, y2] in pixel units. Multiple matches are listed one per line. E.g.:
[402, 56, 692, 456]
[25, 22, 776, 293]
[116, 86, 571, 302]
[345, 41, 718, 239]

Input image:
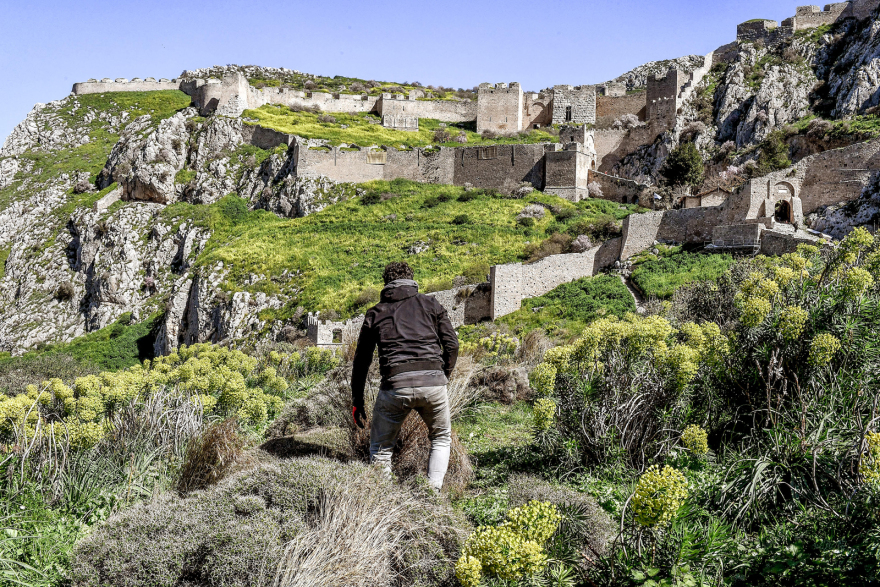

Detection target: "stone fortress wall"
[72, 78, 182, 94]
[736, 0, 880, 44]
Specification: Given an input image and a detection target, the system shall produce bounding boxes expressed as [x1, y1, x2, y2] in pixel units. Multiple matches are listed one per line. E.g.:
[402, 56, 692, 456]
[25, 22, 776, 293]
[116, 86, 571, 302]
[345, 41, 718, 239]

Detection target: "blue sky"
[0, 0, 796, 143]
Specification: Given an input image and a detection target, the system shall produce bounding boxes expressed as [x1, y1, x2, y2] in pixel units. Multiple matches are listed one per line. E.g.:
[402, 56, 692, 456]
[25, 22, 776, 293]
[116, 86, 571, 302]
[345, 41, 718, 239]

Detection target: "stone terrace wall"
[72, 79, 181, 95]
[797, 140, 880, 213]
[596, 93, 647, 128]
[489, 238, 622, 319]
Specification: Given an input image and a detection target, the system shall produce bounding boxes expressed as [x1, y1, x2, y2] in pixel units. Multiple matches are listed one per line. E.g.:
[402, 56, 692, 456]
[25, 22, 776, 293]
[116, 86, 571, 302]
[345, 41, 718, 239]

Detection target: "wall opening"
[332, 329, 343, 344]
[565, 106, 572, 122]
[774, 200, 792, 223]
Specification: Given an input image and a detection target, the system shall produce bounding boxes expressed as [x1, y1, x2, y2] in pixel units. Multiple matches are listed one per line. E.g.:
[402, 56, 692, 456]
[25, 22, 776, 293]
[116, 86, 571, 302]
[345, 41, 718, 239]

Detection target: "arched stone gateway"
[774, 199, 792, 223]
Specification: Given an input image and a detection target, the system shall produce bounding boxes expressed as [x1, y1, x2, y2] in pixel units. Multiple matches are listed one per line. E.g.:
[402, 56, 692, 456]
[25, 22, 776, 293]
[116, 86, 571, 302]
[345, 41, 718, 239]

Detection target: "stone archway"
[774, 199, 792, 223]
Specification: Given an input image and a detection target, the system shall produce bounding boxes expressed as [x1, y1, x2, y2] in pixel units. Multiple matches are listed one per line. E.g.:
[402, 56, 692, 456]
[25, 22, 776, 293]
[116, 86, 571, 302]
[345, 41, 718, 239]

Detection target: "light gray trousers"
[369, 385, 451, 491]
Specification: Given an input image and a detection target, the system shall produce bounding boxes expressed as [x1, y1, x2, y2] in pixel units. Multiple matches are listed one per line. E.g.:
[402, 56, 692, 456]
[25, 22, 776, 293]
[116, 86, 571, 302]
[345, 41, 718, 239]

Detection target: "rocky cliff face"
[0, 95, 354, 356]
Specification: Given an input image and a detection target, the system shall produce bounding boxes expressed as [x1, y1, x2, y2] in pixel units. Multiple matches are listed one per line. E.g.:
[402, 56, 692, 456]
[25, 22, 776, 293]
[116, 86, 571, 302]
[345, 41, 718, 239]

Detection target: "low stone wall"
[712, 223, 763, 248]
[72, 79, 181, 95]
[307, 282, 491, 348]
[791, 3, 850, 30]
[619, 207, 723, 259]
[759, 230, 817, 255]
[489, 238, 622, 320]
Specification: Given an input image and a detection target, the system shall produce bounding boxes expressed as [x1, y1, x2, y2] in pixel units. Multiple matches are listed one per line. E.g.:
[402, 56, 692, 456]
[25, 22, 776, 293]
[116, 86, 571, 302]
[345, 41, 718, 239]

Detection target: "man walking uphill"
[351, 261, 459, 491]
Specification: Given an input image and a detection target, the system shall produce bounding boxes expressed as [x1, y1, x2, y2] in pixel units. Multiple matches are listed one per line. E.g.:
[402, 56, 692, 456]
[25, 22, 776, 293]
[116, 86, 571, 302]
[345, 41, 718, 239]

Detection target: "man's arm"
[435, 301, 459, 379]
[350, 314, 377, 413]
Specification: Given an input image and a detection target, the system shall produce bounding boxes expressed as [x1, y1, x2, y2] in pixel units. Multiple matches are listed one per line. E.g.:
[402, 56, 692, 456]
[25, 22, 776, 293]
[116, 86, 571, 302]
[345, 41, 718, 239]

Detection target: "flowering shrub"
[859, 432, 880, 484]
[457, 501, 560, 584]
[533, 399, 556, 431]
[454, 555, 482, 587]
[460, 333, 518, 359]
[0, 343, 338, 448]
[739, 296, 772, 328]
[809, 333, 841, 367]
[842, 267, 874, 299]
[778, 305, 809, 341]
[529, 362, 557, 397]
[681, 424, 709, 456]
[631, 465, 689, 528]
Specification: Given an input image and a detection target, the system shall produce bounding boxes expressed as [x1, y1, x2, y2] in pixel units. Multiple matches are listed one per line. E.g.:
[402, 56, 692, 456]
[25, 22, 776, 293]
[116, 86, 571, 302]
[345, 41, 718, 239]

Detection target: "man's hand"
[352, 405, 367, 429]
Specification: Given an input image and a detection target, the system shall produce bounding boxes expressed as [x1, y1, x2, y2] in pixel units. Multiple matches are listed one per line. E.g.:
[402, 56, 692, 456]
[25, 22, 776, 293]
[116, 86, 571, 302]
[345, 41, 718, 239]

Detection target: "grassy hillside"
[244, 105, 558, 147]
[171, 179, 644, 316]
[630, 246, 734, 299]
[0, 90, 190, 220]
[497, 274, 635, 340]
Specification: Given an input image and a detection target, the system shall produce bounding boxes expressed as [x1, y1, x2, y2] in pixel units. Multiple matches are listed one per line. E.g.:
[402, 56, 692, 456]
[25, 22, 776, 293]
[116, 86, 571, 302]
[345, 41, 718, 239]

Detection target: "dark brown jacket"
[351, 280, 459, 407]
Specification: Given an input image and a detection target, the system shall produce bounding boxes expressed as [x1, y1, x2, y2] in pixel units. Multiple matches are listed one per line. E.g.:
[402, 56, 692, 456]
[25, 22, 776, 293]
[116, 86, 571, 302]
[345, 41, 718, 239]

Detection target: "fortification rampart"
[72, 78, 182, 95]
[523, 94, 553, 129]
[379, 95, 477, 122]
[596, 93, 647, 128]
[736, 1, 880, 43]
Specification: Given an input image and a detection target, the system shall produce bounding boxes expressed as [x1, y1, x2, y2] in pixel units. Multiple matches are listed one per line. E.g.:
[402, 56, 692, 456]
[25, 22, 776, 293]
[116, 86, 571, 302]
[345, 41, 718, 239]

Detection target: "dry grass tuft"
[273, 469, 416, 587]
[177, 418, 246, 494]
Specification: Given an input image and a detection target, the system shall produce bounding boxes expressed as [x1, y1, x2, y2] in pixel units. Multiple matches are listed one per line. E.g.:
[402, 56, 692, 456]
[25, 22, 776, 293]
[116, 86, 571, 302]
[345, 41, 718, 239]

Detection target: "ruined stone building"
[736, 0, 880, 44]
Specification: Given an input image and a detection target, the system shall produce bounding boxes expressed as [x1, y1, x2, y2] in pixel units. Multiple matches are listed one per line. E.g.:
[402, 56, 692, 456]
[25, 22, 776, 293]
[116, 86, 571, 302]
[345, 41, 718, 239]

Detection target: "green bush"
[451, 214, 470, 225]
[631, 250, 734, 299]
[660, 142, 705, 187]
[361, 191, 382, 205]
[499, 274, 635, 339]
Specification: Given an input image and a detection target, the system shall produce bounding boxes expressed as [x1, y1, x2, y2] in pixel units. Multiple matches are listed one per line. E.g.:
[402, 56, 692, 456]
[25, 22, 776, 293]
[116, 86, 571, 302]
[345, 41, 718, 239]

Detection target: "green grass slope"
[244, 105, 559, 148]
[630, 246, 734, 299]
[170, 180, 643, 317]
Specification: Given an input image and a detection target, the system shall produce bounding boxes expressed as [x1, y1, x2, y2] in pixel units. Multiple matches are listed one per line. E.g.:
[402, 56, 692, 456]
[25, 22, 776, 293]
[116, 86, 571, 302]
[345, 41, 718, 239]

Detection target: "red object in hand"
[352, 405, 366, 429]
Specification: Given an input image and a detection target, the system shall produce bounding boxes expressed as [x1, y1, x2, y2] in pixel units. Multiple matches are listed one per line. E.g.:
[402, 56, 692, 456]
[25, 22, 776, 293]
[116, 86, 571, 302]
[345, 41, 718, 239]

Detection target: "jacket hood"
[381, 279, 419, 302]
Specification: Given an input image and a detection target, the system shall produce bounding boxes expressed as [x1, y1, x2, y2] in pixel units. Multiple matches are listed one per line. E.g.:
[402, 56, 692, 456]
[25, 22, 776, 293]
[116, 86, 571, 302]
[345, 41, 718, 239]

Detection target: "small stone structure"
[684, 187, 732, 208]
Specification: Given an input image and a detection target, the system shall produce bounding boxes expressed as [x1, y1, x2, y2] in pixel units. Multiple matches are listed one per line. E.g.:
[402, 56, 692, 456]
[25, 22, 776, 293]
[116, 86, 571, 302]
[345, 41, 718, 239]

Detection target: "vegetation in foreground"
[3, 229, 880, 586]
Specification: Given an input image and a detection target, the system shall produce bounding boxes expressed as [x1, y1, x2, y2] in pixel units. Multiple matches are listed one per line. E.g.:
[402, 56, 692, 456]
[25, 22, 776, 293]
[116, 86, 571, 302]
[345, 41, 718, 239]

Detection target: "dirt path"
[619, 275, 646, 313]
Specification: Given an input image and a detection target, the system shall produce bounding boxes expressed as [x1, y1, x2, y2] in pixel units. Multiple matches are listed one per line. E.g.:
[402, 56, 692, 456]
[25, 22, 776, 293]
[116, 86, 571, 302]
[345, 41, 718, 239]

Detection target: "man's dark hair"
[383, 261, 414, 284]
